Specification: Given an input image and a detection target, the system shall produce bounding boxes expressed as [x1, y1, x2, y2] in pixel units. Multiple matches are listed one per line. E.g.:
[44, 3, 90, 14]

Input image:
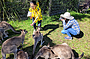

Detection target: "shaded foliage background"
[0, 0, 80, 21]
[1, 0, 30, 21]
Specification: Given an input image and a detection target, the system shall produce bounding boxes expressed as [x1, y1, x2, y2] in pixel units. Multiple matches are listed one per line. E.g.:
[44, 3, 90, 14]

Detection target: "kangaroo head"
[33, 30, 40, 38]
[35, 45, 50, 57]
[17, 50, 28, 59]
[33, 27, 40, 37]
[34, 44, 58, 59]
[20, 29, 28, 34]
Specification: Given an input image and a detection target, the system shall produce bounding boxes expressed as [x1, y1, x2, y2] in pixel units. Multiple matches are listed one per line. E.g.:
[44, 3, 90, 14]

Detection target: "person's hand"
[30, 23, 34, 26]
[30, 24, 33, 26]
[29, 16, 32, 19]
[61, 19, 64, 21]
[59, 16, 64, 21]
[30, 22, 34, 26]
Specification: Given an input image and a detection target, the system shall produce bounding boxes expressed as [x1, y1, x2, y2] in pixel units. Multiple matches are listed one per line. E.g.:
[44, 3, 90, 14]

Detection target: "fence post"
[48, 0, 52, 16]
[78, 0, 80, 10]
[0, 0, 1, 21]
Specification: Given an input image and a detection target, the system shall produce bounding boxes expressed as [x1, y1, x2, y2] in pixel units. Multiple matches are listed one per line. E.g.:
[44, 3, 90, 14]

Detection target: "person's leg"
[65, 28, 77, 40]
[61, 30, 67, 34]
[32, 17, 36, 30]
[66, 28, 77, 37]
[38, 20, 42, 30]
[38, 20, 42, 27]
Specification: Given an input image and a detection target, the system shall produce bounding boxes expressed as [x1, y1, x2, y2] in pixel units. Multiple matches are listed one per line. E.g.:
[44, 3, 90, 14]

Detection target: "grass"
[0, 11, 90, 59]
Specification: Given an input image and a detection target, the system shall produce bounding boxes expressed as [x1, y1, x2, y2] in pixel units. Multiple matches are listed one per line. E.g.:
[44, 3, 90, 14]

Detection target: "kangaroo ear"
[25, 52, 28, 58]
[19, 29, 23, 31]
[47, 43, 50, 47]
[51, 49, 55, 54]
[50, 49, 58, 57]
[24, 29, 26, 31]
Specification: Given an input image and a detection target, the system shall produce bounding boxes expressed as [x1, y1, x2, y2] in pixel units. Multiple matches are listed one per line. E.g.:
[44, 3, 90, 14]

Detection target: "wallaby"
[1, 29, 28, 59]
[79, 3, 89, 13]
[0, 21, 20, 40]
[34, 43, 84, 59]
[32, 28, 44, 56]
[17, 50, 29, 59]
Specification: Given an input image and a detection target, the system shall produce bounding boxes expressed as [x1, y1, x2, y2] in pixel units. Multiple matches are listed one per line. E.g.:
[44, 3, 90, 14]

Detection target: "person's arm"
[30, 22, 35, 26]
[63, 20, 73, 30]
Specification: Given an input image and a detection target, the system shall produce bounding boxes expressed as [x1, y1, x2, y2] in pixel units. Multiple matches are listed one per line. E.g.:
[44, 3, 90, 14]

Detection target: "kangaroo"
[1, 29, 28, 59]
[32, 28, 44, 56]
[34, 43, 84, 59]
[79, 3, 89, 13]
[0, 21, 20, 40]
[17, 50, 29, 59]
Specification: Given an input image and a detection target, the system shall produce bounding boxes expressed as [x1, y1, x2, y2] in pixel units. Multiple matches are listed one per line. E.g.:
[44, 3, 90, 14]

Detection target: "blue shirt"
[63, 19, 80, 34]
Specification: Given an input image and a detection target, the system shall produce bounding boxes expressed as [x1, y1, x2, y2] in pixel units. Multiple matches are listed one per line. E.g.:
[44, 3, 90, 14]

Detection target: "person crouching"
[59, 12, 80, 40]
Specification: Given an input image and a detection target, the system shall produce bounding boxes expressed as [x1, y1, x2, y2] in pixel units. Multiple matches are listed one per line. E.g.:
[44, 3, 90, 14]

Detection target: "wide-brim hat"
[60, 12, 74, 20]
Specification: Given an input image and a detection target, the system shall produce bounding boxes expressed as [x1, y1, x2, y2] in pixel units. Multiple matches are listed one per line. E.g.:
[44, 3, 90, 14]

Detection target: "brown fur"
[34, 43, 84, 59]
[34, 46, 58, 59]
[0, 21, 20, 40]
[17, 50, 28, 59]
[1, 29, 28, 59]
[32, 28, 44, 55]
[0, 21, 20, 33]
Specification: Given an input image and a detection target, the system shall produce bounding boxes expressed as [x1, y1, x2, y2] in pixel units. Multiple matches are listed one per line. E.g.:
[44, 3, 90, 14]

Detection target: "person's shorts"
[27, 11, 32, 17]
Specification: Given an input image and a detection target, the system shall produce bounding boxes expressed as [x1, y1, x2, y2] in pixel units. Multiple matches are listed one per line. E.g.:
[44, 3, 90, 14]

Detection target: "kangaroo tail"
[6, 23, 20, 34]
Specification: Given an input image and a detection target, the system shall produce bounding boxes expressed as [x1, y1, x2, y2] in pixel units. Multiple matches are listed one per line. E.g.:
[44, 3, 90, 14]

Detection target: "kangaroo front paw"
[0, 40, 2, 44]
[6, 32, 9, 34]
[1, 38, 4, 40]
[40, 41, 45, 46]
[4, 35, 8, 38]
[42, 41, 45, 44]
